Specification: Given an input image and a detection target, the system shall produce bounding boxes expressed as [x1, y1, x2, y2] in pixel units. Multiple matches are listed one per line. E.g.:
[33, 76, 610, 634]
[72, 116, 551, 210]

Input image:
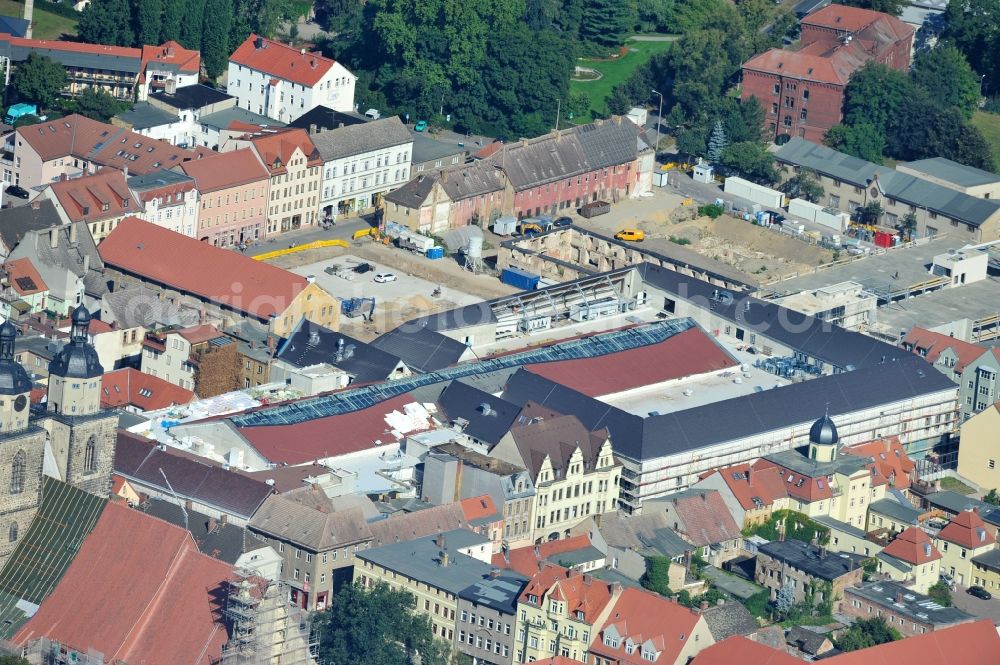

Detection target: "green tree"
[707, 120, 728, 163]
[12, 54, 67, 110]
[640, 556, 673, 596]
[928, 580, 954, 607]
[72, 88, 129, 122]
[314, 582, 450, 665]
[900, 211, 918, 240]
[834, 617, 902, 652]
[839, 0, 904, 15]
[721, 141, 777, 184]
[943, 0, 1000, 90]
[201, 0, 234, 79]
[824, 123, 886, 163]
[135, 0, 164, 45]
[912, 45, 981, 119]
[843, 63, 912, 136]
[858, 201, 884, 225]
[780, 169, 825, 203]
[985, 489, 1000, 505]
[0, 656, 30, 665]
[178, 0, 205, 50]
[579, 0, 636, 48]
[668, 27, 750, 122]
[12, 114, 41, 128]
[78, 0, 136, 46]
[160, 0, 185, 41]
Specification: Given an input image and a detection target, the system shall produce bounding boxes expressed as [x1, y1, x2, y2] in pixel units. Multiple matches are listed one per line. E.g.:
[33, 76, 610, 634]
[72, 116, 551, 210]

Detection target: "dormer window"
[604, 635, 619, 648]
[528, 594, 538, 604]
[924, 543, 932, 557]
[625, 641, 636, 654]
[642, 648, 658, 661]
[575, 610, 584, 620]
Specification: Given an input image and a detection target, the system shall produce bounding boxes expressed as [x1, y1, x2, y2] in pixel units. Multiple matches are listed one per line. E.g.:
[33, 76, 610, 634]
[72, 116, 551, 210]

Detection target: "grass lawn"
[0, 0, 78, 40]
[972, 111, 1000, 173]
[569, 39, 673, 122]
[939, 476, 977, 495]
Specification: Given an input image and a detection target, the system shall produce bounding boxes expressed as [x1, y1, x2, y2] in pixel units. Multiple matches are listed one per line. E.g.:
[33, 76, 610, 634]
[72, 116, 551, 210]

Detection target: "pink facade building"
[180, 149, 270, 247]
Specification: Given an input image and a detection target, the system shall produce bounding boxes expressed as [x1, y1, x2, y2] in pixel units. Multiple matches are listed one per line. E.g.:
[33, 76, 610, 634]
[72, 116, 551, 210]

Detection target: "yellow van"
[615, 229, 645, 242]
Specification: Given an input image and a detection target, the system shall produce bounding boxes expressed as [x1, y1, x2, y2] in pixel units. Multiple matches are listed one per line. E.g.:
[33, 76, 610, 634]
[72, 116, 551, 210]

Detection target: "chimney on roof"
[123, 166, 128, 178]
[336, 337, 344, 362]
[746, 467, 752, 484]
[435, 533, 446, 549]
[534, 544, 540, 558]
[490, 567, 500, 579]
[255, 36, 265, 49]
[167, 46, 175, 57]
[68, 222, 78, 244]
[83, 254, 90, 273]
[309, 123, 318, 135]
[165, 78, 177, 95]
[439, 550, 449, 567]
[49, 228, 58, 249]
[220, 513, 227, 525]
[300, 48, 306, 55]
[208, 516, 217, 532]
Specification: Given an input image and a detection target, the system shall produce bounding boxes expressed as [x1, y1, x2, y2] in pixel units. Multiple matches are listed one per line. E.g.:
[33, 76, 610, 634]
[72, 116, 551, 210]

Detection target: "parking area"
[952, 584, 1000, 624]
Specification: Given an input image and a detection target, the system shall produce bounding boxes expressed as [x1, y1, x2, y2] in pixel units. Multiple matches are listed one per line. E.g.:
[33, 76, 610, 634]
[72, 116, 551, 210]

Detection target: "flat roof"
[874, 277, 1000, 334]
[758, 539, 866, 580]
[846, 581, 974, 625]
[870, 498, 923, 525]
[899, 158, 1000, 188]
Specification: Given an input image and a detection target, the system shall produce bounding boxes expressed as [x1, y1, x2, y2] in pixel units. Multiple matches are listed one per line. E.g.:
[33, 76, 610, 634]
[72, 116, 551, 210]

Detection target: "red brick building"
[741, 4, 914, 143]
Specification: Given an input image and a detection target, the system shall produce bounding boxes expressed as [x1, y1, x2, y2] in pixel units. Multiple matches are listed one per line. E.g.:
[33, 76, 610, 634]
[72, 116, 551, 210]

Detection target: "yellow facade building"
[957, 405, 1000, 492]
[934, 510, 998, 587]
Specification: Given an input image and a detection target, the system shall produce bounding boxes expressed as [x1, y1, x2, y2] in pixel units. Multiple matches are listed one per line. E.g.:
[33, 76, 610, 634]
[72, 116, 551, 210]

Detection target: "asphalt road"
[952, 584, 1000, 624]
[247, 217, 374, 257]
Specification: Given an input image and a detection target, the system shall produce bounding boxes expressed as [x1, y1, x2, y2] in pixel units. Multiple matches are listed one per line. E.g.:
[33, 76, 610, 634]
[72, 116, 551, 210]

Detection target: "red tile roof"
[460, 494, 500, 522]
[101, 368, 195, 411]
[7, 36, 139, 59]
[690, 635, 807, 665]
[140, 41, 201, 75]
[17, 114, 201, 175]
[882, 526, 942, 565]
[179, 147, 270, 193]
[802, 3, 908, 35]
[248, 129, 322, 175]
[229, 34, 339, 87]
[234, 393, 421, 464]
[4, 257, 47, 295]
[525, 326, 738, 397]
[937, 510, 996, 549]
[520, 565, 615, 625]
[493, 535, 597, 576]
[175, 324, 226, 345]
[841, 437, 915, 490]
[14, 501, 231, 665]
[742, 43, 867, 85]
[901, 327, 984, 373]
[666, 490, 742, 547]
[825, 619, 1000, 665]
[590, 587, 703, 665]
[99, 217, 309, 321]
[707, 462, 789, 511]
[48, 169, 139, 223]
[754, 458, 835, 503]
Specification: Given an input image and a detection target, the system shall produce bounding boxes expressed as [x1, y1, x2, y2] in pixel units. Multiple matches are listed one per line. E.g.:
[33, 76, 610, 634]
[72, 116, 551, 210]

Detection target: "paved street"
[952, 584, 1000, 624]
[248, 217, 373, 257]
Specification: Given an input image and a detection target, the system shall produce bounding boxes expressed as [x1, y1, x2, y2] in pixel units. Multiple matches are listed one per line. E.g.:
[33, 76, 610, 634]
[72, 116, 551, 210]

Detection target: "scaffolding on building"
[220, 574, 317, 665]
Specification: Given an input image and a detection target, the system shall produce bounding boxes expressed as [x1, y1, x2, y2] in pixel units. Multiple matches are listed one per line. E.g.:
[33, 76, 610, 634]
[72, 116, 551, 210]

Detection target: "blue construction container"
[501, 267, 540, 290]
[426, 246, 445, 259]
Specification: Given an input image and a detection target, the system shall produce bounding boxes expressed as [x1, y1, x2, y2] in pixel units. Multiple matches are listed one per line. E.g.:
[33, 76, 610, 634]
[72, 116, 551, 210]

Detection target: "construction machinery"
[353, 227, 379, 241]
[518, 221, 544, 236]
[341, 297, 376, 320]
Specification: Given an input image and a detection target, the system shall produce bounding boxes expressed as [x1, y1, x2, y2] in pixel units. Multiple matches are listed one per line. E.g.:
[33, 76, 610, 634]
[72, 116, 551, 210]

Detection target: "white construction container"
[570, 297, 620, 322]
[724, 176, 784, 209]
[788, 198, 849, 232]
[627, 107, 648, 127]
[653, 171, 669, 187]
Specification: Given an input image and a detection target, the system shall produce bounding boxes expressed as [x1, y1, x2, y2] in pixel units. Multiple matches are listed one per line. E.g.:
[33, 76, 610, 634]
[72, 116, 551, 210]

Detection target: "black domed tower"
[47, 304, 103, 417]
[808, 410, 839, 462]
[0, 319, 32, 433]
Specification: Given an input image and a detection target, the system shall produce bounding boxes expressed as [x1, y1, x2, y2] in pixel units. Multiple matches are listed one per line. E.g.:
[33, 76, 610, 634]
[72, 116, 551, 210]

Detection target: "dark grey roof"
[127, 168, 195, 192]
[287, 106, 368, 132]
[411, 131, 467, 165]
[0, 320, 30, 395]
[763, 448, 869, 479]
[757, 539, 866, 581]
[811, 514, 868, 539]
[371, 324, 469, 372]
[114, 431, 273, 519]
[276, 319, 403, 384]
[809, 414, 838, 445]
[0, 16, 29, 37]
[198, 107, 284, 131]
[0, 37, 141, 73]
[11, 221, 106, 298]
[311, 116, 412, 162]
[357, 529, 514, 595]
[786, 626, 831, 655]
[114, 102, 178, 131]
[458, 573, 530, 615]
[439, 163, 505, 200]
[546, 545, 605, 567]
[48, 305, 103, 379]
[437, 381, 522, 445]
[972, 547, 1000, 572]
[923, 491, 1000, 527]
[846, 581, 975, 626]
[900, 157, 1000, 188]
[0, 199, 62, 252]
[384, 173, 437, 208]
[576, 118, 647, 171]
[14, 335, 61, 361]
[775, 138, 1000, 227]
[869, 497, 922, 525]
[141, 498, 247, 564]
[701, 602, 760, 641]
[149, 84, 232, 110]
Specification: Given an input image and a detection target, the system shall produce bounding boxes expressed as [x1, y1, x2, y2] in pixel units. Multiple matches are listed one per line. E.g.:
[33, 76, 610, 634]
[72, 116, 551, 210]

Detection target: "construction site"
[220, 575, 316, 665]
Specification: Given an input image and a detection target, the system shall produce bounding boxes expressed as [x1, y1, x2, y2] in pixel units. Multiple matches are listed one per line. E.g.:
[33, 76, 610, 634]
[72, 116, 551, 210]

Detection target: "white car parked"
[374, 272, 397, 283]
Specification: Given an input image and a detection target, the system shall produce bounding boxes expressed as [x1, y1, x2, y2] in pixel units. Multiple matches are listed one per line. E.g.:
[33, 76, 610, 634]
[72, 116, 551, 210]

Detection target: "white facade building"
[310, 117, 414, 218]
[226, 35, 356, 122]
[128, 170, 199, 238]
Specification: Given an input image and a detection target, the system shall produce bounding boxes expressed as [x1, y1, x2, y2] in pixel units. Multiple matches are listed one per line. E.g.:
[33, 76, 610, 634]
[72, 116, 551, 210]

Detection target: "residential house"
[8, 114, 203, 191]
[248, 488, 375, 611]
[228, 128, 322, 234]
[741, 5, 913, 142]
[895, 158, 1000, 200]
[487, 118, 653, 218]
[842, 581, 975, 637]
[383, 162, 506, 233]
[597, 510, 694, 587]
[958, 348, 1000, 420]
[921, 491, 1000, 538]
[693, 463, 790, 528]
[957, 404, 1000, 491]
[287, 105, 367, 133]
[311, 116, 413, 219]
[900, 326, 985, 383]
[141, 324, 240, 396]
[489, 401, 621, 543]
[773, 138, 1000, 241]
[877, 526, 943, 592]
[460, 494, 505, 553]
[7, 222, 105, 313]
[643, 489, 742, 566]
[755, 539, 865, 605]
[0, 199, 63, 258]
[226, 322, 274, 389]
[271, 319, 409, 386]
[355, 530, 506, 642]
[138, 83, 240, 146]
[455, 570, 530, 665]
[699, 602, 759, 643]
[179, 148, 270, 245]
[99, 217, 340, 336]
[589, 587, 715, 665]
[867, 497, 925, 535]
[226, 34, 356, 121]
[516, 565, 622, 663]
[128, 169, 198, 237]
[971, 548, 1000, 593]
[3, 257, 47, 313]
[934, 509, 997, 586]
[100, 367, 195, 413]
[841, 436, 916, 494]
[495, 534, 607, 575]
[410, 130, 468, 177]
[45, 169, 140, 242]
[434, 381, 523, 451]
[0, 37, 199, 101]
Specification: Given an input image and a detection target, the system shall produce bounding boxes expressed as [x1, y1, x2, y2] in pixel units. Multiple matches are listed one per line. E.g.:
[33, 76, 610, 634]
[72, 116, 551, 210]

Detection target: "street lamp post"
[651, 89, 664, 157]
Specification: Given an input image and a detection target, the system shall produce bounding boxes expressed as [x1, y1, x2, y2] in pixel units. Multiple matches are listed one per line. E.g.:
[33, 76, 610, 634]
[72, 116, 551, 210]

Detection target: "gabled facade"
[957, 403, 1000, 492]
[693, 462, 790, 528]
[179, 148, 270, 246]
[877, 526, 943, 593]
[384, 162, 507, 233]
[900, 326, 984, 384]
[45, 170, 140, 242]
[959, 348, 1000, 420]
[128, 169, 198, 237]
[934, 509, 997, 587]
